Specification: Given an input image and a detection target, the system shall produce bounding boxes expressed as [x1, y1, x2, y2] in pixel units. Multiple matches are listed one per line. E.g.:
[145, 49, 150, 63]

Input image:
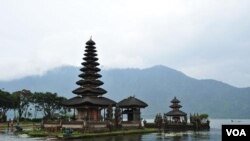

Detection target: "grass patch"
[27, 130, 49, 137]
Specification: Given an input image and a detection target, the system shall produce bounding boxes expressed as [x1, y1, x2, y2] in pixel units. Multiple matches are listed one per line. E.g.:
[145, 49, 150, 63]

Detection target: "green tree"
[0, 89, 13, 122]
[154, 113, 163, 129]
[12, 89, 33, 120]
[199, 114, 209, 120]
[33, 92, 66, 119]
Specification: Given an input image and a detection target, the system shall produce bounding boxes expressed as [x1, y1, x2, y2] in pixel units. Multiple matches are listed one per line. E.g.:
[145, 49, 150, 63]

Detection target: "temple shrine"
[154, 96, 210, 131]
[165, 97, 187, 123]
[40, 38, 210, 133]
[118, 96, 148, 122]
[42, 38, 148, 131]
[63, 38, 116, 121]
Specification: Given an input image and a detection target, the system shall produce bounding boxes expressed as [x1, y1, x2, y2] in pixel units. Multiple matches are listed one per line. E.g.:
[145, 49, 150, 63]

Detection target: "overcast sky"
[1, 0, 250, 87]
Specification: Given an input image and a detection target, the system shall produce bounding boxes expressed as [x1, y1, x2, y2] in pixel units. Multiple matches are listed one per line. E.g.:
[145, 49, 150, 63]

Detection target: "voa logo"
[226, 129, 246, 136]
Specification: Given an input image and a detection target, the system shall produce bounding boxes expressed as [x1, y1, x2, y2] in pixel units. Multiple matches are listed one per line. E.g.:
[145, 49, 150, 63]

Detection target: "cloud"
[0, 0, 250, 87]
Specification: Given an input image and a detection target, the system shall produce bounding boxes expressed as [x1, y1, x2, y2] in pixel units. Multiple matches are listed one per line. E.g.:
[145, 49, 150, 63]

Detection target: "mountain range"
[1, 65, 250, 119]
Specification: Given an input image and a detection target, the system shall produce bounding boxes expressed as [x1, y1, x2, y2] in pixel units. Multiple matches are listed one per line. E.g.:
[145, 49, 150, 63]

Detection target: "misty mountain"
[1, 65, 250, 119]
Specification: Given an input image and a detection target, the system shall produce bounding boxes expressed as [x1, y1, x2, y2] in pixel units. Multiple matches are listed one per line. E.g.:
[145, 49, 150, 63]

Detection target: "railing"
[62, 121, 84, 129]
[121, 121, 140, 128]
[42, 120, 147, 131]
[43, 120, 109, 130]
[43, 121, 61, 128]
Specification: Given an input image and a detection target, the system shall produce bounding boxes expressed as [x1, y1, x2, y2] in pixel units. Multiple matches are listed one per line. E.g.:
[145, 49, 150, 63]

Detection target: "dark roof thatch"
[170, 103, 182, 109]
[63, 96, 116, 107]
[76, 80, 104, 86]
[78, 73, 102, 78]
[72, 38, 106, 97]
[118, 96, 148, 108]
[72, 87, 107, 96]
[86, 38, 96, 45]
[165, 110, 187, 116]
[171, 96, 180, 103]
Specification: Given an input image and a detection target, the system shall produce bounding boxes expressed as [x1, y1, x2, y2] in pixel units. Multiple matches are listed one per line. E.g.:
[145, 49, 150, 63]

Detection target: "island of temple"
[42, 38, 148, 131]
[41, 38, 209, 134]
[153, 96, 210, 131]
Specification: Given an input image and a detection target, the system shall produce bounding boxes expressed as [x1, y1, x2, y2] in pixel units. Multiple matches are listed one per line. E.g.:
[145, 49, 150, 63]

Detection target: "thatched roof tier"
[84, 49, 96, 53]
[118, 96, 148, 108]
[85, 45, 95, 49]
[73, 87, 107, 96]
[84, 52, 97, 57]
[83, 56, 98, 62]
[86, 38, 96, 45]
[81, 61, 99, 66]
[170, 103, 182, 109]
[80, 67, 100, 72]
[63, 96, 116, 107]
[80, 60, 99, 65]
[78, 73, 102, 78]
[76, 80, 104, 86]
[171, 97, 180, 103]
[165, 110, 187, 116]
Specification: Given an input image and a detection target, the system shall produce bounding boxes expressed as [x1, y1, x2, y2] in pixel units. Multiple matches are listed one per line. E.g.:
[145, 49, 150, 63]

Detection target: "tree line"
[0, 89, 68, 122]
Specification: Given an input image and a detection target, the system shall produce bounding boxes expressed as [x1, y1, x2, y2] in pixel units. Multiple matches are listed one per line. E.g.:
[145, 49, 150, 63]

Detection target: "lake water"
[0, 119, 250, 141]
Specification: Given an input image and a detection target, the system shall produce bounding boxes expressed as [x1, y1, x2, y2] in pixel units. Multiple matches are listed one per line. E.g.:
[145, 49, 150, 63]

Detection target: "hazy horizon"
[1, 64, 249, 89]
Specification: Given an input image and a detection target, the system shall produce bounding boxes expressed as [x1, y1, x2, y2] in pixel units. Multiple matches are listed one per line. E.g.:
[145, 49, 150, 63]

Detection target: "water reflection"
[0, 130, 220, 141]
[155, 130, 215, 141]
[61, 129, 220, 141]
[0, 129, 220, 141]
[67, 134, 142, 141]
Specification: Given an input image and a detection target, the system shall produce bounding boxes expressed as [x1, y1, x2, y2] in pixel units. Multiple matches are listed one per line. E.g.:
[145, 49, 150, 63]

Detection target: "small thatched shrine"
[118, 96, 148, 122]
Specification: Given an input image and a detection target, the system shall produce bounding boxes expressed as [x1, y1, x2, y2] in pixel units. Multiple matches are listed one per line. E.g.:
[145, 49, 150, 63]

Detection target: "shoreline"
[58, 128, 158, 139]
[16, 128, 158, 139]
[1, 119, 249, 140]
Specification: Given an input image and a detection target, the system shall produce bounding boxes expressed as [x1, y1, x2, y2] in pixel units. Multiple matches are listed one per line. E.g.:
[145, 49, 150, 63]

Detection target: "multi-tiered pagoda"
[63, 38, 116, 121]
[165, 97, 187, 123]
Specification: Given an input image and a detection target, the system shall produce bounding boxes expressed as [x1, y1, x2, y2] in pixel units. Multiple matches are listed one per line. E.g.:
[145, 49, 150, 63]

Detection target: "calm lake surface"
[0, 119, 250, 141]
